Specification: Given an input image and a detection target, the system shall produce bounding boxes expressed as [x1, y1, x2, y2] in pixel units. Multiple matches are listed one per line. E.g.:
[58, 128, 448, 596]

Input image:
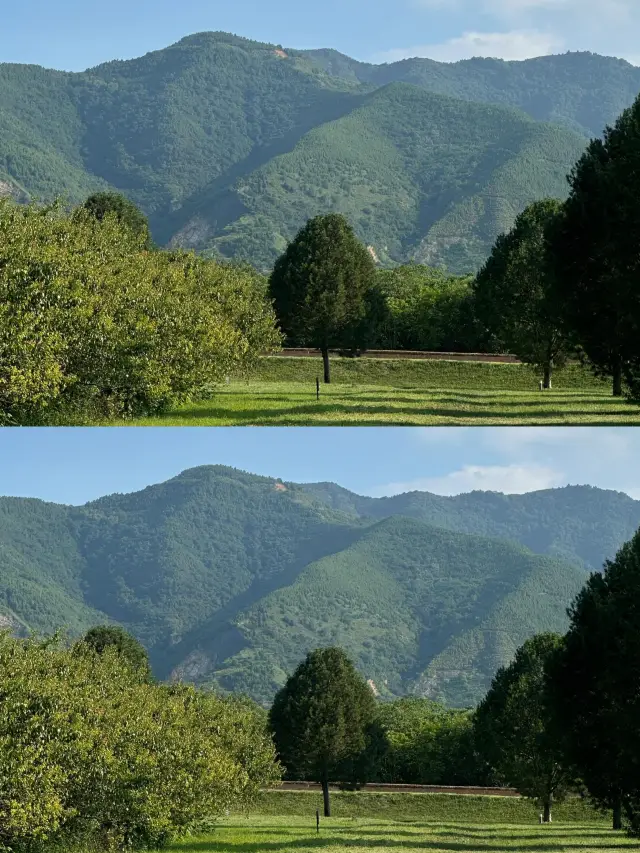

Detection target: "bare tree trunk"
[543, 365, 552, 390]
[322, 347, 331, 384]
[321, 778, 331, 817]
[613, 357, 623, 397]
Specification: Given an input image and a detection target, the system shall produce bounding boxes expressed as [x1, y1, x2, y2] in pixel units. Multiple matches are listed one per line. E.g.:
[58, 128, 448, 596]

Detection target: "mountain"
[1, 33, 639, 272]
[0, 465, 638, 707]
[299, 481, 640, 571]
[296, 49, 640, 140]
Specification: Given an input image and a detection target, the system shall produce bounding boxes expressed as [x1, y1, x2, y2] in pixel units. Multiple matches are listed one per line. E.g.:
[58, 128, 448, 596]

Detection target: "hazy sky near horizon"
[1, 0, 639, 71]
[2, 427, 639, 505]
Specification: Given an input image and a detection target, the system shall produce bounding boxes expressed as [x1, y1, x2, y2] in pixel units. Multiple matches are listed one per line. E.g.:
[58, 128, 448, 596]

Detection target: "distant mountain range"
[1, 33, 639, 272]
[0, 465, 638, 707]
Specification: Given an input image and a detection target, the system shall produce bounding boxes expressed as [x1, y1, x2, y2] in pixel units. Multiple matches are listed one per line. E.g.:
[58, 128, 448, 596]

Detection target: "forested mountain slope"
[1, 33, 638, 271]
[297, 49, 640, 140]
[0, 466, 637, 706]
[300, 481, 640, 570]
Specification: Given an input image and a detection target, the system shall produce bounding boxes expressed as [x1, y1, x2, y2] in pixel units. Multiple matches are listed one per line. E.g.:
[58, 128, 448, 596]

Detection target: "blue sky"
[1, 427, 639, 506]
[1, 0, 638, 71]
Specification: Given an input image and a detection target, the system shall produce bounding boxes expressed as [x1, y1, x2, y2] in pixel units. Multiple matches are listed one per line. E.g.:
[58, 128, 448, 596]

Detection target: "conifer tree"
[549, 93, 640, 397]
[269, 647, 376, 816]
[548, 528, 640, 833]
[269, 214, 376, 382]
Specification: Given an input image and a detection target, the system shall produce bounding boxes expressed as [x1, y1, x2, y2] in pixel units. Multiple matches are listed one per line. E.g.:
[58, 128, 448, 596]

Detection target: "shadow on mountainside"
[155, 524, 365, 679]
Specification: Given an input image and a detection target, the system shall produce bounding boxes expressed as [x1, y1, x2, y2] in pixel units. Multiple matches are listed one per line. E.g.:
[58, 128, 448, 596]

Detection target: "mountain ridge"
[0, 465, 638, 706]
[1, 33, 639, 272]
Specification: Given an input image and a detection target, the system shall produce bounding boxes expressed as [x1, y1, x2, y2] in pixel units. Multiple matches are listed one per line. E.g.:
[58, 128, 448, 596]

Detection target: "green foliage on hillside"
[205, 84, 587, 272]
[299, 49, 640, 140]
[220, 515, 586, 705]
[302, 482, 640, 572]
[0, 467, 638, 709]
[3, 35, 638, 273]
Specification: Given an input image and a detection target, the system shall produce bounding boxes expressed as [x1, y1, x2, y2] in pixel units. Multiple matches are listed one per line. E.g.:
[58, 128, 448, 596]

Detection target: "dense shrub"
[0, 199, 281, 424]
[0, 632, 280, 851]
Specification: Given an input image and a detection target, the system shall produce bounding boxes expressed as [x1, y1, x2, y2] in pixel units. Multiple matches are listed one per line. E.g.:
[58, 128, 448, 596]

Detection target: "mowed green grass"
[165, 792, 633, 853]
[127, 357, 640, 426]
[168, 817, 634, 853]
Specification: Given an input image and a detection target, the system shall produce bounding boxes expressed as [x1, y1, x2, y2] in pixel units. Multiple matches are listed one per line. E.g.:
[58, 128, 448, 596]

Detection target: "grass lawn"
[167, 792, 633, 853]
[122, 357, 640, 426]
[131, 384, 640, 427]
[167, 815, 635, 853]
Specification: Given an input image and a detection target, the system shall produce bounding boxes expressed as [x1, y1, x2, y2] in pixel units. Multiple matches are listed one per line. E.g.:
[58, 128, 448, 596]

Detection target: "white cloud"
[396, 0, 638, 63]
[373, 30, 565, 63]
[372, 464, 563, 497]
[369, 428, 640, 501]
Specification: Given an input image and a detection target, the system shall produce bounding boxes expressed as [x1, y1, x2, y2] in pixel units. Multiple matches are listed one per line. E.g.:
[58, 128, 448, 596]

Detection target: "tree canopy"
[269, 214, 377, 382]
[473, 633, 574, 822]
[81, 191, 152, 249]
[0, 198, 280, 424]
[549, 92, 640, 398]
[0, 631, 279, 851]
[474, 199, 569, 388]
[269, 647, 377, 815]
[79, 625, 152, 681]
[547, 528, 640, 832]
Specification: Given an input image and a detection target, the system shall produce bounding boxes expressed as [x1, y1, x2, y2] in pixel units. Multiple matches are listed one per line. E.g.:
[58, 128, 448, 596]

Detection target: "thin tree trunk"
[613, 357, 623, 397]
[543, 365, 552, 390]
[613, 797, 623, 830]
[321, 778, 331, 817]
[322, 347, 331, 384]
[542, 798, 552, 823]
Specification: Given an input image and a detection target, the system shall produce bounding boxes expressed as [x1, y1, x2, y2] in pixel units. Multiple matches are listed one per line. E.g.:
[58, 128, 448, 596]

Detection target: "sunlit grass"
[167, 815, 635, 853]
[129, 382, 640, 426]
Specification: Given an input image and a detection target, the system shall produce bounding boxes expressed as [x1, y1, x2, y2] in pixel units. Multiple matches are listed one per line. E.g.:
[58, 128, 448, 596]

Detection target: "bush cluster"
[0, 632, 280, 851]
[0, 198, 281, 424]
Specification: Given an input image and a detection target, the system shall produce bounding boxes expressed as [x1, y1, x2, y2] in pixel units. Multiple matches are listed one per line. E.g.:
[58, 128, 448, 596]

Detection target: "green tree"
[547, 528, 640, 833]
[473, 199, 569, 389]
[269, 647, 376, 816]
[473, 633, 574, 822]
[0, 631, 279, 852]
[375, 265, 479, 353]
[548, 94, 640, 398]
[269, 214, 376, 382]
[0, 198, 280, 423]
[373, 697, 483, 785]
[79, 625, 152, 681]
[81, 191, 152, 249]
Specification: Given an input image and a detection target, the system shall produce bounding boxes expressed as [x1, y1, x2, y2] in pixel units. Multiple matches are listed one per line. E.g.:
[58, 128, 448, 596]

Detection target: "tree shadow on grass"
[170, 398, 639, 425]
[179, 834, 627, 853]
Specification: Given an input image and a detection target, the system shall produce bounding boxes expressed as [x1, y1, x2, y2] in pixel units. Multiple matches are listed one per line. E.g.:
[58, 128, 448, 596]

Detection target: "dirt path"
[271, 349, 522, 364]
[271, 781, 521, 797]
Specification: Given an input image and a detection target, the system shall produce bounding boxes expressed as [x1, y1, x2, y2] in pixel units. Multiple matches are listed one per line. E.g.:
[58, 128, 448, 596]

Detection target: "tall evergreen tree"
[549, 93, 640, 398]
[268, 647, 376, 816]
[473, 199, 569, 389]
[547, 529, 640, 833]
[269, 214, 377, 382]
[473, 633, 574, 822]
